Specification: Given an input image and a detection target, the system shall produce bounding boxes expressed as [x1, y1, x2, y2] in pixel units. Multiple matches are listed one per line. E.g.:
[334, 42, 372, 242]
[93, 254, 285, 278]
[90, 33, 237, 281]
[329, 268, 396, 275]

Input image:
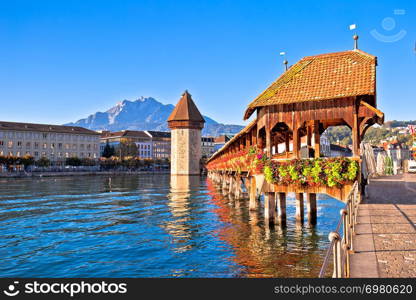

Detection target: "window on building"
[41, 152, 46, 157]
[0, 140, 3, 147]
[26, 142, 31, 148]
[34, 142, 39, 149]
[43, 143, 47, 149]
[42, 133, 48, 139]
[7, 141, 13, 148]
[34, 151, 39, 157]
[51, 143, 55, 149]
[58, 143, 62, 149]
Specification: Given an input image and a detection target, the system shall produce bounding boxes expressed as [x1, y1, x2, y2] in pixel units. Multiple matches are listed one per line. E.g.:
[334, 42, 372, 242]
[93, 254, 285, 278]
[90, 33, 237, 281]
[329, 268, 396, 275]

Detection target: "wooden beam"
[293, 127, 300, 159]
[285, 132, 290, 153]
[266, 129, 272, 155]
[307, 125, 312, 147]
[352, 103, 360, 157]
[313, 120, 320, 158]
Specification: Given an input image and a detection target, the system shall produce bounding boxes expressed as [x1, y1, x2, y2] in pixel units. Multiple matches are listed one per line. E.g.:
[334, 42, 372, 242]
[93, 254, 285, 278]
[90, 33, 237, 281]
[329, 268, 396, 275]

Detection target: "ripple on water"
[0, 175, 344, 277]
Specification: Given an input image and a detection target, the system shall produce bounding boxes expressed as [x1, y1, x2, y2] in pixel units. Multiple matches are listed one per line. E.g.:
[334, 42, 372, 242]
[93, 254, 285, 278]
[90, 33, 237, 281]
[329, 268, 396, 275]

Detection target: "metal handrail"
[319, 181, 360, 278]
[318, 215, 343, 277]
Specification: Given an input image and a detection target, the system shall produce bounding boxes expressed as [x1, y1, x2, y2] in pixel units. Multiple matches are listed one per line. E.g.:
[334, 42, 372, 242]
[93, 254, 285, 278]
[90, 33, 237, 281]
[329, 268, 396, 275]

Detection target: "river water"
[0, 175, 343, 277]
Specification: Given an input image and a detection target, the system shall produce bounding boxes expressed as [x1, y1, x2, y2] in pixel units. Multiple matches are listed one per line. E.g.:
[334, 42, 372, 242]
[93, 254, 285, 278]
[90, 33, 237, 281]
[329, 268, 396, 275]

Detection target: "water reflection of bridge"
[205, 179, 323, 277]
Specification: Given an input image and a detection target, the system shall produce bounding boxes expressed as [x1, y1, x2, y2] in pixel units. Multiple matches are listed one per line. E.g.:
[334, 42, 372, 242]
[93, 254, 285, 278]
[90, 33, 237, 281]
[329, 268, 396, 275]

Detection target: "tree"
[65, 157, 82, 166]
[117, 141, 138, 159]
[102, 141, 115, 158]
[324, 126, 352, 146]
[36, 157, 51, 167]
[21, 155, 35, 170]
[81, 158, 96, 166]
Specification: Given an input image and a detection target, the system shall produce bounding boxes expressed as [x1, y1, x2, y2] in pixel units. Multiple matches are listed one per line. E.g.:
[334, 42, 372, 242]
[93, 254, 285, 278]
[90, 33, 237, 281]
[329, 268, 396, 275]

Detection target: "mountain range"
[65, 97, 244, 136]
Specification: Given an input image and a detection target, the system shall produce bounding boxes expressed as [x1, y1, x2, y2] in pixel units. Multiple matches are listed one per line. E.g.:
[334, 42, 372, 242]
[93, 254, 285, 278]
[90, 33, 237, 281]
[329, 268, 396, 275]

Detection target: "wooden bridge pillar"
[249, 176, 259, 211]
[277, 192, 287, 227]
[221, 175, 225, 188]
[234, 177, 242, 199]
[228, 176, 234, 196]
[222, 174, 229, 194]
[295, 193, 304, 223]
[264, 192, 277, 225]
[306, 193, 317, 225]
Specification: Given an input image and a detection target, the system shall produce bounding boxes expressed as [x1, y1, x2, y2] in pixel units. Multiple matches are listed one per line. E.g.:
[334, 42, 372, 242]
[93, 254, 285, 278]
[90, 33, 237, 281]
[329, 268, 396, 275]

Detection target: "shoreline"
[0, 171, 172, 179]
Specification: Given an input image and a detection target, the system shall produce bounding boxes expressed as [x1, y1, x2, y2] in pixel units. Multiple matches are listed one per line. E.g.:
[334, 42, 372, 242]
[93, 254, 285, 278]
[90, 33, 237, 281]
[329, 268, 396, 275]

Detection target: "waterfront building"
[100, 129, 218, 160]
[0, 121, 100, 162]
[145, 131, 171, 160]
[329, 143, 352, 157]
[273, 132, 331, 157]
[320, 131, 331, 157]
[213, 135, 234, 151]
[201, 136, 215, 158]
[168, 91, 205, 175]
[100, 130, 152, 159]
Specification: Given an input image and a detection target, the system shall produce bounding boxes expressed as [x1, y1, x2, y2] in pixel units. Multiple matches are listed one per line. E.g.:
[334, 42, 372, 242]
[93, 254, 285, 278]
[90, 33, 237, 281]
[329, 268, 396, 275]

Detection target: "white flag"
[349, 24, 357, 30]
[279, 52, 286, 56]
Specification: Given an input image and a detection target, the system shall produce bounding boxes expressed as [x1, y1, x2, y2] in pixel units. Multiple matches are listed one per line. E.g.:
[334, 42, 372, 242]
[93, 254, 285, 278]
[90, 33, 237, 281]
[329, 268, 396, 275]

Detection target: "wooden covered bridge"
[206, 48, 384, 229]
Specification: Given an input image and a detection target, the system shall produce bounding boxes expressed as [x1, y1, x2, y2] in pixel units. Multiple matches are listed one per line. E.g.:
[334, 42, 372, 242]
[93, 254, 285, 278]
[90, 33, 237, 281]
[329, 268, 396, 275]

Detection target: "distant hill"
[324, 120, 414, 146]
[384, 120, 416, 128]
[65, 96, 244, 136]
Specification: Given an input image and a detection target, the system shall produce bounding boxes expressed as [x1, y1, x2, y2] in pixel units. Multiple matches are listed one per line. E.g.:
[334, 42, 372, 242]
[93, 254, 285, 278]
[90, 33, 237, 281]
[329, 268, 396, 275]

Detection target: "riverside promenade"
[350, 173, 416, 277]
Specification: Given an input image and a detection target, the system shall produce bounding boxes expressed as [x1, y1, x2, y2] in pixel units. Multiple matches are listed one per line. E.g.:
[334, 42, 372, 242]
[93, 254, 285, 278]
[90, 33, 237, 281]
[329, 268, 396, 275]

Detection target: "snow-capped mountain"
[65, 97, 244, 136]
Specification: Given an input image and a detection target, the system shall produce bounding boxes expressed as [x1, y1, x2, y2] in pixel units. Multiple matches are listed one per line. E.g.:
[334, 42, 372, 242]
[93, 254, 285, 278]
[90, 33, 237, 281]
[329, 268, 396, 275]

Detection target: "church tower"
[168, 91, 205, 175]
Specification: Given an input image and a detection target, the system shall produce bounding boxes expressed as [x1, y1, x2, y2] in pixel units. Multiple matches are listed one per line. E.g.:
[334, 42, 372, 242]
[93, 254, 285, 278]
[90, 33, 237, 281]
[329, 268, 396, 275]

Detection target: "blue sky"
[0, 0, 415, 126]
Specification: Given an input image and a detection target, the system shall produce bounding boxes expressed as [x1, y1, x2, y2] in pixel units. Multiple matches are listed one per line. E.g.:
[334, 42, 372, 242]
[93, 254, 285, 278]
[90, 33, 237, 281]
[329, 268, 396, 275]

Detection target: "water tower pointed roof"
[168, 90, 205, 123]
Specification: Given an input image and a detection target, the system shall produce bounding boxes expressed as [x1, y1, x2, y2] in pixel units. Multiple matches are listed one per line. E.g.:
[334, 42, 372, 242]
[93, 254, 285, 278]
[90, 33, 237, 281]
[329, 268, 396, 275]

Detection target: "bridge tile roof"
[244, 50, 377, 120]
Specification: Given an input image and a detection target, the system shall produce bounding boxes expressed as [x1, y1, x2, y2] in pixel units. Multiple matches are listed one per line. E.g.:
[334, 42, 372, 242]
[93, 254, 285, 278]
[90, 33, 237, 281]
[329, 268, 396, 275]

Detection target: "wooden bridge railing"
[319, 181, 360, 278]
